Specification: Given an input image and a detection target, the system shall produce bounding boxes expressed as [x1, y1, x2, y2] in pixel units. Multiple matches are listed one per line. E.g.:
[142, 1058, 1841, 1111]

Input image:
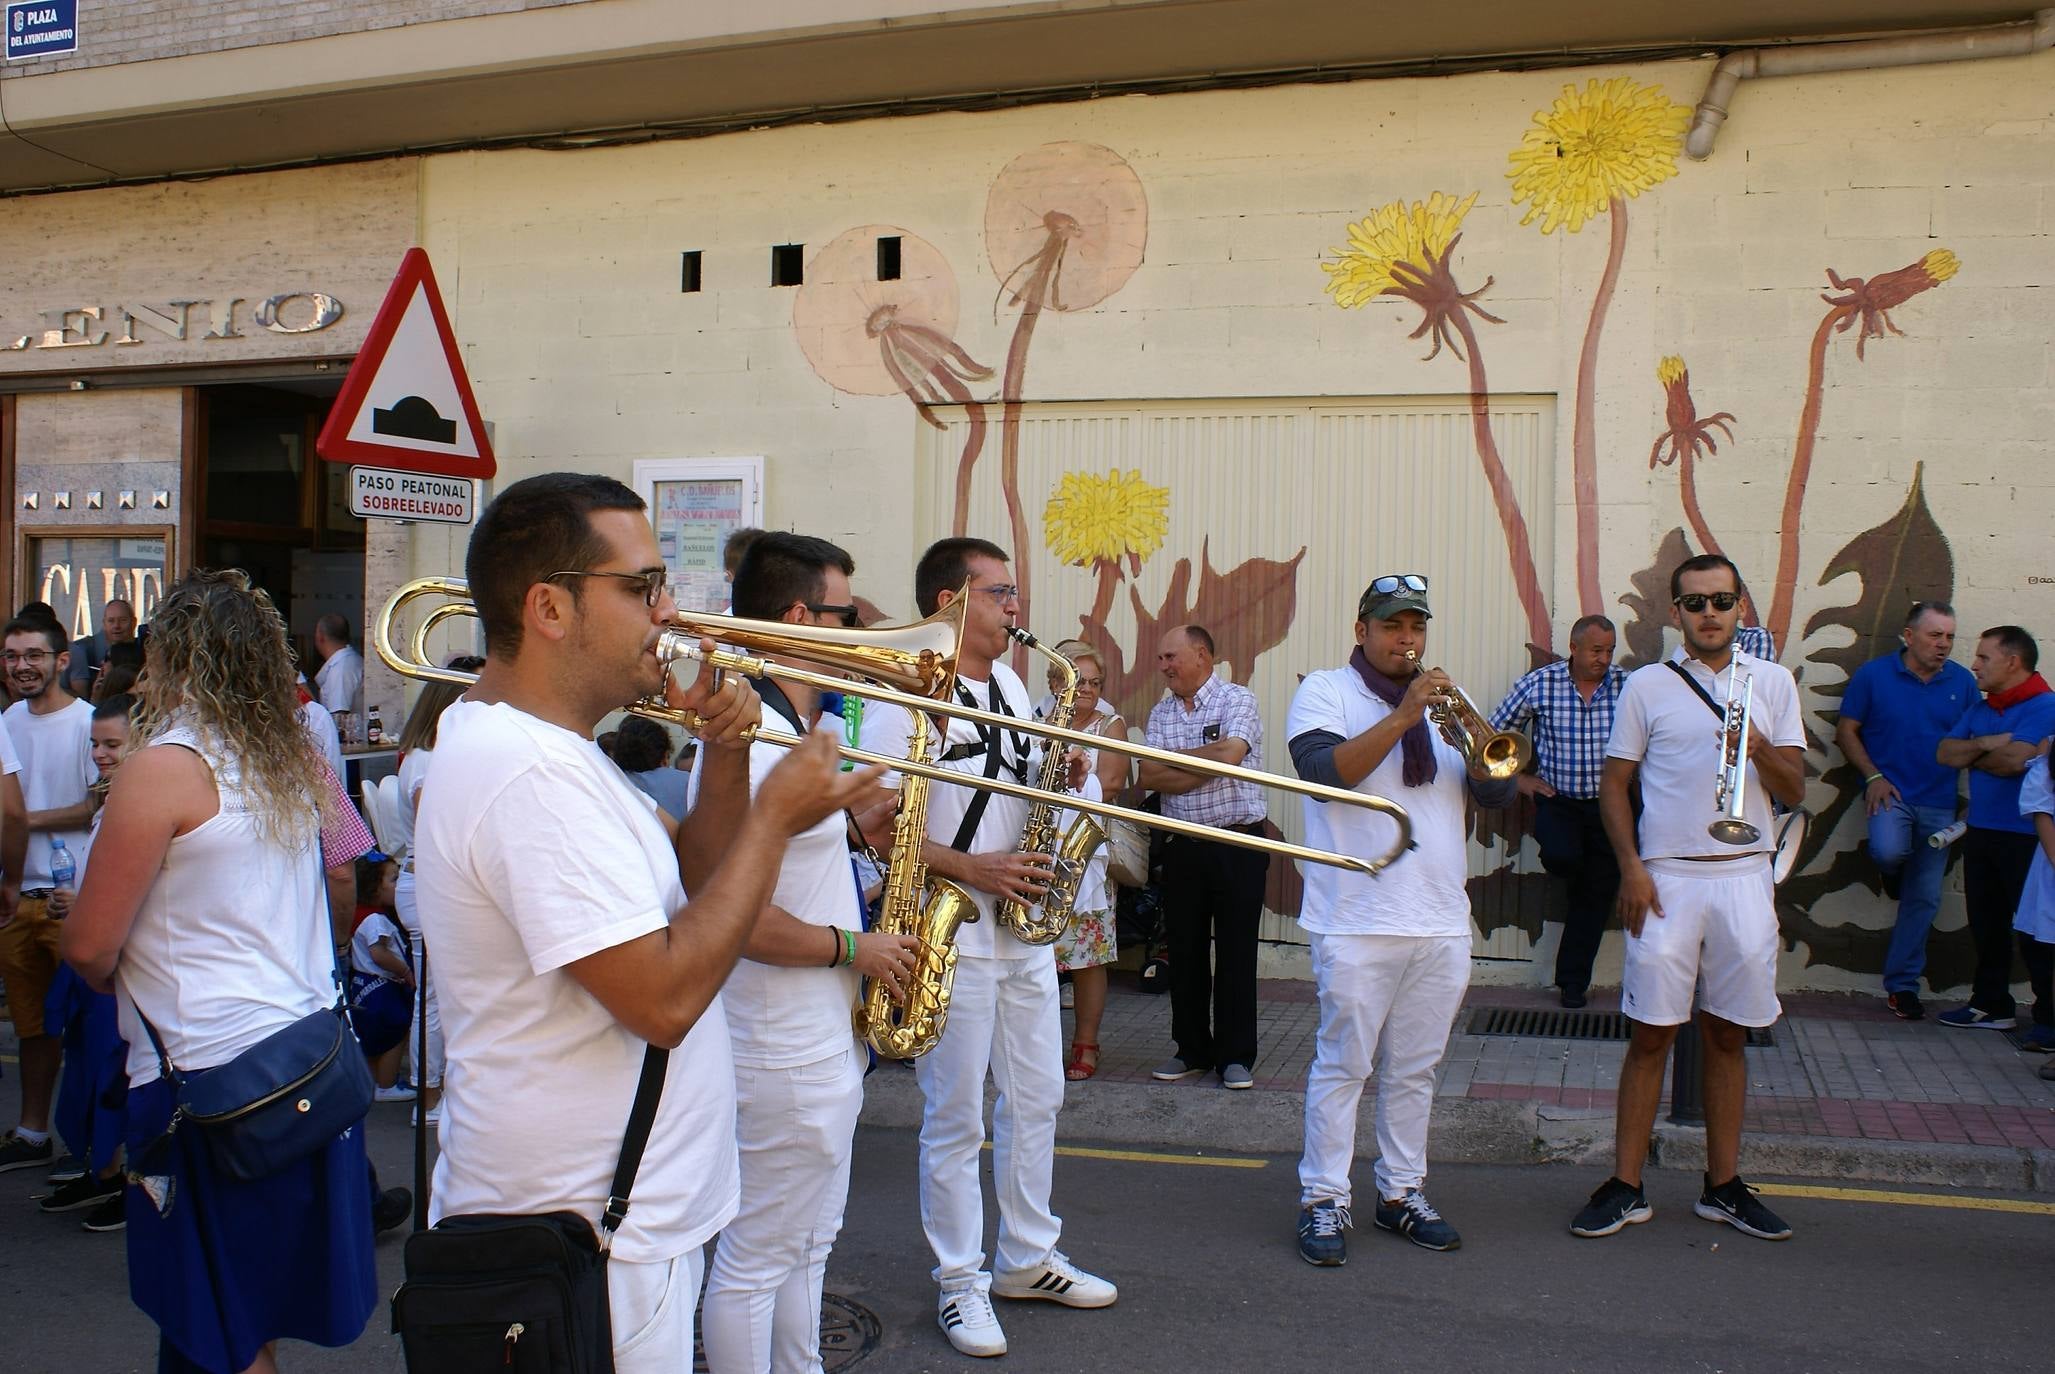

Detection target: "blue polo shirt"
[1839, 652, 1976, 808]
[1948, 690, 2055, 834]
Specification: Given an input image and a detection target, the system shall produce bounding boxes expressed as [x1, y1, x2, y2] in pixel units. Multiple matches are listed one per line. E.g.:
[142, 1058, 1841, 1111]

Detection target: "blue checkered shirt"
[1489, 661, 1628, 800]
[1144, 676, 1267, 827]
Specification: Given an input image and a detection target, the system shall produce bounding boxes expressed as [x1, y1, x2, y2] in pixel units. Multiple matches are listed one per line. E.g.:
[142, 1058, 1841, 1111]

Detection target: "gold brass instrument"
[992, 627, 1100, 945]
[855, 710, 981, 1058]
[1404, 652, 1532, 782]
[373, 578, 1413, 877]
[1709, 668, 1760, 845]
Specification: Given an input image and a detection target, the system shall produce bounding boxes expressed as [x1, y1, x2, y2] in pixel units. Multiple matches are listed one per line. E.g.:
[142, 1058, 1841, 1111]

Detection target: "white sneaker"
[938, 1286, 1007, 1357]
[374, 1083, 417, 1104]
[1060, 982, 1075, 1010]
[992, 1250, 1117, 1308]
[411, 1104, 442, 1127]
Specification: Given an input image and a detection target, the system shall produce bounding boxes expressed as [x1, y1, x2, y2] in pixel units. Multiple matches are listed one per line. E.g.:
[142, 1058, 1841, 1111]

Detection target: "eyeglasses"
[972, 584, 1021, 604]
[544, 568, 668, 609]
[1673, 592, 1741, 613]
[1, 649, 53, 666]
[1367, 573, 1428, 596]
[805, 602, 861, 628]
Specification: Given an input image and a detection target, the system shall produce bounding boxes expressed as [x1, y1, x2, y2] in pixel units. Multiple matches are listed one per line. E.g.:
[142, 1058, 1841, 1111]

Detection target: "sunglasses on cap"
[1367, 573, 1428, 596]
[1673, 592, 1741, 613]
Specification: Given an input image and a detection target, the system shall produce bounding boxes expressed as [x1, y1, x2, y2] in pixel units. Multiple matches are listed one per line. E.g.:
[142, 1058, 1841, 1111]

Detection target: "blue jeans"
[1873, 799, 1956, 993]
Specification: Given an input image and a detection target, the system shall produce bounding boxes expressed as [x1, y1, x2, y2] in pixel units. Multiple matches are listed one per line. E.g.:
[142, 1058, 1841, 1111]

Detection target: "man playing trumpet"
[1285, 575, 1517, 1266]
[1572, 554, 1806, 1243]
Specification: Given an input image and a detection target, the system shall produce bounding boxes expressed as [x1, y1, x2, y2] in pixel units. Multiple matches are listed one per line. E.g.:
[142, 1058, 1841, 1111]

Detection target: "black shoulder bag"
[391, 1045, 668, 1373]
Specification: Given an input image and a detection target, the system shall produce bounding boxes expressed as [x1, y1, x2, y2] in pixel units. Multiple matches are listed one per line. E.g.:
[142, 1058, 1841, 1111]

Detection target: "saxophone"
[855, 709, 981, 1060]
[993, 628, 1106, 944]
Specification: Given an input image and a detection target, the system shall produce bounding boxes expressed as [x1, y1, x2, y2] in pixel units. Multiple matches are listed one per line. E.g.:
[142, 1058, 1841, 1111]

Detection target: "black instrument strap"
[946, 679, 1029, 852]
[1665, 660, 1728, 722]
[599, 1045, 670, 1244]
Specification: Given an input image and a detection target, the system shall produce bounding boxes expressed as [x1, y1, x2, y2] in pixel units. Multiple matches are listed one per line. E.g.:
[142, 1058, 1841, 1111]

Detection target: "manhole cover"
[694, 1292, 882, 1371]
[1466, 1007, 1773, 1047]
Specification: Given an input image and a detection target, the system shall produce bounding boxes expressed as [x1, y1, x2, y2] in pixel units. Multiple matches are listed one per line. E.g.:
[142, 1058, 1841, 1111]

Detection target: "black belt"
[1170, 821, 1266, 840]
[21, 888, 52, 899]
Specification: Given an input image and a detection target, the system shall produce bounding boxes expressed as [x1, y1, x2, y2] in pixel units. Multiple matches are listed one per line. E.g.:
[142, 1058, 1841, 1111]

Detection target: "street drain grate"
[696, 1293, 881, 1371]
[1465, 1007, 1773, 1047]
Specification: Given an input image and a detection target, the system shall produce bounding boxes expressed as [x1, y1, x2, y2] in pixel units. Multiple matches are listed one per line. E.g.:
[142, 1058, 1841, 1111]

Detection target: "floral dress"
[1055, 709, 1120, 972]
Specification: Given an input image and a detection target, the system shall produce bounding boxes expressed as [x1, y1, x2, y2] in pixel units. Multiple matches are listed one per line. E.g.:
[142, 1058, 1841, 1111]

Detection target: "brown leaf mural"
[1778, 463, 1966, 981]
[1614, 526, 1693, 670]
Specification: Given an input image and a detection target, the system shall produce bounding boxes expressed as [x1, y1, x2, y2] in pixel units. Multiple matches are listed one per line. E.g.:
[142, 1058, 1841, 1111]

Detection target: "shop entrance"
[196, 379, 365, 669]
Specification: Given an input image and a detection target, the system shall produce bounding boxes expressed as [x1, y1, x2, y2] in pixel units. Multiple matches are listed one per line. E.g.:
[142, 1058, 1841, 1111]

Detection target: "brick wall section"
[0, 0, 592, 76]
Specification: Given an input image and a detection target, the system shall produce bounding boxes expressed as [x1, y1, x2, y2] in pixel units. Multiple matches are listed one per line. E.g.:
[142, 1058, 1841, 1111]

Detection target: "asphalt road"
[1, 1092, 2048, 1373]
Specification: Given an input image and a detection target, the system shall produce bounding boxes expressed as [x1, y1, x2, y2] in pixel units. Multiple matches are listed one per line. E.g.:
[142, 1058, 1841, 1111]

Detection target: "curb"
[858, 1071, 2055, 1192]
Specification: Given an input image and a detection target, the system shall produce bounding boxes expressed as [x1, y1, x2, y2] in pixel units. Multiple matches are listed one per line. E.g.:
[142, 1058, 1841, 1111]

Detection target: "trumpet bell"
[1470, 730, 1533, 782]
[1708, 817, 1761, 846]
[658, 598, 964, 700]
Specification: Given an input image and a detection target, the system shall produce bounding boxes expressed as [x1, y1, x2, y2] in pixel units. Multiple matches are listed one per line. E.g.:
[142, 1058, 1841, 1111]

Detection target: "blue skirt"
[125, 1076, 377, 1373]
[46, 964, 127, 1171]
[349, 975, 412, 1058]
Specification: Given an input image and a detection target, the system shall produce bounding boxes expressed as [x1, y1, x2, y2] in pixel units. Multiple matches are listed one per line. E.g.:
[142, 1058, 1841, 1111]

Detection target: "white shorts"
[1620, 858, 1781, 1029]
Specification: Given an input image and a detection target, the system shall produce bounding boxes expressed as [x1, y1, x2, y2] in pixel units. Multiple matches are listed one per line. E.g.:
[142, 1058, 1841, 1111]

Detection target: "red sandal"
[1064, 1042, 1100, 1082]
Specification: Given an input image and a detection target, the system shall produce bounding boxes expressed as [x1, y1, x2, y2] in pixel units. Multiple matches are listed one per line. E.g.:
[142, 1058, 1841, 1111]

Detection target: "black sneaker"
[81, 1191, 126, 1233]
[46, 1153, 87, 1183]
[0, 1132, 55, 1174]
[1560, 987, 1589, 1010]
[1297, 1200, 1350, 1267]
[1374, 1190, 1462, 1251]
[38, 1171, 122, 1214]
[1570, 1176, 1653, 1238]
[1694, 1175, 1793, 1241]
[1887, 990, 1925, 1021]
[373, 1186, 414, 1235]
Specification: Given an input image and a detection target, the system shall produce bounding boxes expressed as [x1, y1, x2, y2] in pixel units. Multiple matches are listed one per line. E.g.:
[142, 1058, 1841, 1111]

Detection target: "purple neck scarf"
[1351, 646, 1437, 788]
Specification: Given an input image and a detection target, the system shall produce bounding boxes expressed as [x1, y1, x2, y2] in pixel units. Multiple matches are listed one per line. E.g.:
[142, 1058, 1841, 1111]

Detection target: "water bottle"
[1927, 820, 1969, 849]
[49, 838, 76, 918]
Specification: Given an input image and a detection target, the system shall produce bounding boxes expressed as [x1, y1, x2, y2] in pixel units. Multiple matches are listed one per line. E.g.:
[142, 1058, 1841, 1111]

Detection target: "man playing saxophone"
[1572, 553, 1806, 1243]
[856, 537, 1116, 1360]
[692, 533, 920, 1374]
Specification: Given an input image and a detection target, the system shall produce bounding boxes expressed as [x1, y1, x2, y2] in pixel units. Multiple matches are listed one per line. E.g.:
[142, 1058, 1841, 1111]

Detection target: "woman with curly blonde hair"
[63, 569, 376, 1374]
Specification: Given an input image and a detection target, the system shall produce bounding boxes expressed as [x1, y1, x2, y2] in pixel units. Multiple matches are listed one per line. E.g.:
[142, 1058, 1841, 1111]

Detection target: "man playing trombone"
[1572, 554, 1805, 1243]
[1285, 575, 1517, 1266]
[855, 537, 1115, 1359]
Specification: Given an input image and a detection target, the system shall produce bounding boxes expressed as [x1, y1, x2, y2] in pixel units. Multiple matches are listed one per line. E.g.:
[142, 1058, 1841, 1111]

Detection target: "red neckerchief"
[1987, 672, 2052, 712]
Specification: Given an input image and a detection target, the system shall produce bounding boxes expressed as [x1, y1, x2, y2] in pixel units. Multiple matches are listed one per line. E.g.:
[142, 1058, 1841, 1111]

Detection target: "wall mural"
[787, 100, 1973, 981]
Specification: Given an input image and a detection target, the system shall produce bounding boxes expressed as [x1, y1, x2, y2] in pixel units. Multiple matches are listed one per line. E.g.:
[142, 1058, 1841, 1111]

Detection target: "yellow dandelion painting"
[1322, 192, 1479, 307]
[1508, 77, 1689, 235]
[1044, 469, 1170, 567]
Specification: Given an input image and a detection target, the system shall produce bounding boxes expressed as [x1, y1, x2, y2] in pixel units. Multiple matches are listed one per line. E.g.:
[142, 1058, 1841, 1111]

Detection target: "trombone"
[375, 577, 1413, 876]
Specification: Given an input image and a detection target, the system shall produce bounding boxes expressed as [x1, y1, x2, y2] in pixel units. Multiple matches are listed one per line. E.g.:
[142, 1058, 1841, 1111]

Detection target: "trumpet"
[1403, 653, 1532, 782]
[1709, 669, 1759, 845]
[374, 578, 1413, 876]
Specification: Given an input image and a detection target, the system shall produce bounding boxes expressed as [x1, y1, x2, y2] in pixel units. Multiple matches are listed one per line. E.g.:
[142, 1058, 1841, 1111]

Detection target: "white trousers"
[1298, 932, 1470, 1207]
[914, 952, 1064, 1290]
[610, 1248, 705, 1374]
[702, 1042, 866, 1374]
[393, 868, 444, 1088]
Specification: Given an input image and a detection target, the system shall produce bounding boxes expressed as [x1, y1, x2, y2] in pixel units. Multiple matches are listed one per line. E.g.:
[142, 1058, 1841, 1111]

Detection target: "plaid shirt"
[1489, 660, 1627, 800]
[1144, 676, 1266, 827]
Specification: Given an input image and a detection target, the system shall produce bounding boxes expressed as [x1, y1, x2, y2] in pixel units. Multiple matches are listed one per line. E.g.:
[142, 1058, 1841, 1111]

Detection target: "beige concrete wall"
[0, 159, 419, 375]
[414, 49, 2055, 989]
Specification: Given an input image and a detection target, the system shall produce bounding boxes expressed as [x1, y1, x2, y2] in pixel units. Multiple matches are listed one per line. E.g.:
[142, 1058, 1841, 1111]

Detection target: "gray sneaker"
[1151, 1056, 1208, 1081]
[1220, 1063, 1254, 1089]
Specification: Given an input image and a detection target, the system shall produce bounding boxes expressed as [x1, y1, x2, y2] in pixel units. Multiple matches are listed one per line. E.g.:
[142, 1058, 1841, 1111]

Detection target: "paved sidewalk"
[858, 973, 2055, 1190]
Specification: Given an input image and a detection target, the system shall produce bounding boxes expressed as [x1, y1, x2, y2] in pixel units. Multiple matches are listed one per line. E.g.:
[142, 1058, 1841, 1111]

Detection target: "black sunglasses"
[805, 602, 861, 628]
[1368, 573, 1428, 596]
[545, 568, 668, 608]
[1673, 592, 1741, 613]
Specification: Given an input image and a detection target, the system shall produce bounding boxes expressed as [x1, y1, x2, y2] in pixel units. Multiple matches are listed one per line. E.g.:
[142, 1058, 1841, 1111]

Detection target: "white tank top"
[116, 723, 334, 1084]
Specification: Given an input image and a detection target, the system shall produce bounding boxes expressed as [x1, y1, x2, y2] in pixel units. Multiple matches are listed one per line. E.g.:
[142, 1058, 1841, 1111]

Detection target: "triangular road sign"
[317, 247, 496, 478]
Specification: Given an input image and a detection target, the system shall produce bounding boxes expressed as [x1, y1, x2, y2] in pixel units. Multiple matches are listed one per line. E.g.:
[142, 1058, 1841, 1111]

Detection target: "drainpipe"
[1686, 7, 2055, 159]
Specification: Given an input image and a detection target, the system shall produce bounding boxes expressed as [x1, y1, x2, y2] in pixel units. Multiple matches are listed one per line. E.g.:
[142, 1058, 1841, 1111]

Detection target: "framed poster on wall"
[632, 457, 764, 615]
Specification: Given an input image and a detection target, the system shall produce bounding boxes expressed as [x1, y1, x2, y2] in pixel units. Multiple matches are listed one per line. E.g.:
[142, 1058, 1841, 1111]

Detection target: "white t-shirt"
[2, 697, 96, 889]
[414, 700, 738, 1263]
[1608, 650, 1805, 861]
[0, 712, 21, 776]
[316, 644, 365, 717]
[1287, 667, 1474, 938]
[299, 700, 344, 784]
[352, 911, 407, 981]
[116, 724, 332, 1083]
[687, 714, 862, 1069]
[857, 665, 1044, 961]
[394, 744, 432, 865]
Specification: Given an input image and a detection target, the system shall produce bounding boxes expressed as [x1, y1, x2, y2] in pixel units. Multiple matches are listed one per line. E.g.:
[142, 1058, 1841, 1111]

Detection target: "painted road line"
[980, 1141, 1266, 1170]
[1756, 1182, 2055, 1216]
